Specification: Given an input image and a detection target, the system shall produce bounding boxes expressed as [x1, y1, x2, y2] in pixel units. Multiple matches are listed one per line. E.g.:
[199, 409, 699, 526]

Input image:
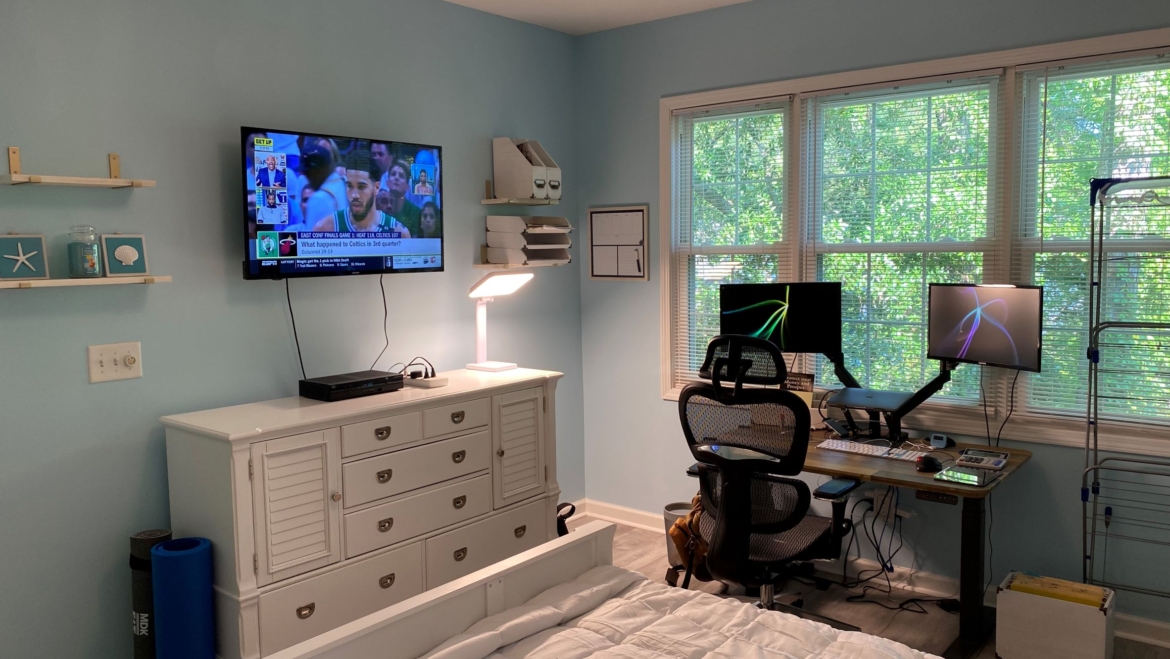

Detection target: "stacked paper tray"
[484, 216, 573, 266]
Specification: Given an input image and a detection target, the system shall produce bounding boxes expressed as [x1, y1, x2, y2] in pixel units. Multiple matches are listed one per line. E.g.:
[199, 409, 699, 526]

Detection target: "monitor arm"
[824, 351, 862, 389]
[884, 359, 960, 441]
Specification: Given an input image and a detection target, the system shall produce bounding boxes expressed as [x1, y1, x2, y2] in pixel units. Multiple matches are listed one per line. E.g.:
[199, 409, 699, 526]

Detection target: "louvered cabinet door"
[491, 388, 546, 509]
[251, 429, 342, 586]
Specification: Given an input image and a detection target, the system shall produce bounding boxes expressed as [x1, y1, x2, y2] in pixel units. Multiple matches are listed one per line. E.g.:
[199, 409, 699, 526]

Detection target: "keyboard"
[817, 439, 928, 462]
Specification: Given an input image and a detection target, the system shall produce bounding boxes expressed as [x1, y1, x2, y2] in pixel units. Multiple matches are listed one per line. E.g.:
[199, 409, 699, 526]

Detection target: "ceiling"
[442, 0, 753, 36]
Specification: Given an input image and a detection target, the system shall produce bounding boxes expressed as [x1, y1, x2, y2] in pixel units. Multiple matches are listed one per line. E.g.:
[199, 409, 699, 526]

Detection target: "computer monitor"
[928, 284, 1043, 372]
[719, 282, 843, 354]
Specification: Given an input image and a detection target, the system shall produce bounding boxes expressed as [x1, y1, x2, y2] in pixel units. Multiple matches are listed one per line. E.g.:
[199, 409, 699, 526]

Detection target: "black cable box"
[299, 370, 404, 402]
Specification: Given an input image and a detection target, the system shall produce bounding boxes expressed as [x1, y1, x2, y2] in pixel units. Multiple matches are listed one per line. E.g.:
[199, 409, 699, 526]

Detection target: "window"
[668, 102, 791, 389]
[803, 78, 1000, 399]
[662, 34, 1170, 440]
[1018, 56, 1170, 422]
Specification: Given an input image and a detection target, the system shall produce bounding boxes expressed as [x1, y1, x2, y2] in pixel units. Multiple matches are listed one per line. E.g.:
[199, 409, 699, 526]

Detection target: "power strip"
[404, 376, 449, 389]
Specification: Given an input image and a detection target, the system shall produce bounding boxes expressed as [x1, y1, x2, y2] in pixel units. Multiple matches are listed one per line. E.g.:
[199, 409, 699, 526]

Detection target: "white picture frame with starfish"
[0, 234, 50, 281]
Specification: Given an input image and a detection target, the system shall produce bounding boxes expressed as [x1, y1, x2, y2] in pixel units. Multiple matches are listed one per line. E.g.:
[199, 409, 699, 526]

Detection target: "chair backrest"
[680, 335, 813, 583]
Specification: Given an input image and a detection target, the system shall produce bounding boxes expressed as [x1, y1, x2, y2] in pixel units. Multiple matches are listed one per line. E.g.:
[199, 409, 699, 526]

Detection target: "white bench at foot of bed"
[268, 521, 618, 659]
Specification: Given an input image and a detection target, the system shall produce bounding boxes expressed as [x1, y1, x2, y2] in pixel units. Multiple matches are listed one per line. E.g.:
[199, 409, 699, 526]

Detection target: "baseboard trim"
[579, 498, 1170, 643]
[573, 498, 668, 534]
[1115, 613, 1170, 648]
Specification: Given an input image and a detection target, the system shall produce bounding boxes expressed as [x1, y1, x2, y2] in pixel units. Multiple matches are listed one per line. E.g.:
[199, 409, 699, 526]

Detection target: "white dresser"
[162, 368, 563, 659]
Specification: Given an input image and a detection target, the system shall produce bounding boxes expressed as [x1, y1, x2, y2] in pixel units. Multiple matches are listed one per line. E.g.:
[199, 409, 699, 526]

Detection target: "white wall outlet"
[88, 342, 143, 384]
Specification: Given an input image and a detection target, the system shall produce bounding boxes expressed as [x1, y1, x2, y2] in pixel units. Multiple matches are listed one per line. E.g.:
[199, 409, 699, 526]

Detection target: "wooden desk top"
[803, 435, 1032, 499]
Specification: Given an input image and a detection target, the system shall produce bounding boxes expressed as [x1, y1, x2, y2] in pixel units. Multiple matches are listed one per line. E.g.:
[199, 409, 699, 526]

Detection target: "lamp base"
[466, 361, 517, 372]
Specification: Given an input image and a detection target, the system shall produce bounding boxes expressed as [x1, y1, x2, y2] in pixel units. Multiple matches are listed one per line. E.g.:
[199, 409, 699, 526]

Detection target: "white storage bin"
[520, 141, 561, 200]
[492, 137, 547, 200]
[996, 572, 1115, 659]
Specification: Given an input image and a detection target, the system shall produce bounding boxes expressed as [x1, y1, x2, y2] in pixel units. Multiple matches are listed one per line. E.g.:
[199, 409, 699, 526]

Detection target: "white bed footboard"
[267, 521, 617, 659]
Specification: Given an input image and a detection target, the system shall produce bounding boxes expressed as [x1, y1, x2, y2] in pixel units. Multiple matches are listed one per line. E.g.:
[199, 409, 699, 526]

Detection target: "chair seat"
[699, 511, 833, 565]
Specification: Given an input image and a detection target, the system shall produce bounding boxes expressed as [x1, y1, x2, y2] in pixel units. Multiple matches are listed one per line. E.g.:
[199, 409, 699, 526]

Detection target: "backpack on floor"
[666, 492, 711, 587]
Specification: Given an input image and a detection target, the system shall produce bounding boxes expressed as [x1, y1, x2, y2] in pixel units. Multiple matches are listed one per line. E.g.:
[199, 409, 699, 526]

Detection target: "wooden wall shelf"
[481, 198, 558, 206]
[0, 147, 156, 189]
[0, 275, 172, 290]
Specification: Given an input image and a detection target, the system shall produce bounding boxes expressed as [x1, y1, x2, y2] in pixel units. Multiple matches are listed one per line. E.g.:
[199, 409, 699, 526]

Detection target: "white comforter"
[424, 566, 942, 659]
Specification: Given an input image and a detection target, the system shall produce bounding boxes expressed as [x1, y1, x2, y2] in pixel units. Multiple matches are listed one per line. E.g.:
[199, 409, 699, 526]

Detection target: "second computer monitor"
[720, 282, 843, 354]
[928, 284, 1043, 372]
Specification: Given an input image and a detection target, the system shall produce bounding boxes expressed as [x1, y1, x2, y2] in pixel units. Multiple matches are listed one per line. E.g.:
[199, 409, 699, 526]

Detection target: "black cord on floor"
[286, 279, 306, 380]
[829, 487, 957, 614]
[370, 275, 390, 370]
[995, 370, 1021, 447]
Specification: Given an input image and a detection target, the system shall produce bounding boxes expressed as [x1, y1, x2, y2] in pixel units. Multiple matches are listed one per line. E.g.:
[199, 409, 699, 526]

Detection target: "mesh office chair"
[680, 335, 858, 628]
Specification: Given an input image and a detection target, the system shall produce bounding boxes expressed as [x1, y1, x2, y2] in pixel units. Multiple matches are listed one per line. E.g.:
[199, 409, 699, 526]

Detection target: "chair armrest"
[813, 478, 862, 556]
[813, 477, 861, 502]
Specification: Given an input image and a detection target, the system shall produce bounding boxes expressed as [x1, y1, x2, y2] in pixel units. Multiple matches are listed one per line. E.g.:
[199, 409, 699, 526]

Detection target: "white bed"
[268, 521, 941, 659]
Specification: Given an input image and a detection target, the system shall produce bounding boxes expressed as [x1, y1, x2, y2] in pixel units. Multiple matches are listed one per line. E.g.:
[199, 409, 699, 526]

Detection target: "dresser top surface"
[161, 368, 562, 442]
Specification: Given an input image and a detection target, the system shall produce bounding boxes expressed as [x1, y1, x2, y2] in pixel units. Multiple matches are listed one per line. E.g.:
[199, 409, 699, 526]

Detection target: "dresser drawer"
[342, 432, 490, 508]
[341, 411, 423, 458]
[424, 398, 489, 438]
[258, 542, 423, 656]
[424, 499, 548, 589]
[344, 475, 491, 559]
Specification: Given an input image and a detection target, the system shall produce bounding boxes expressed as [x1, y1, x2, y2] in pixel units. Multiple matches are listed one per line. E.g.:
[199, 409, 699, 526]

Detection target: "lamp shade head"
[469, 271, 534, 298]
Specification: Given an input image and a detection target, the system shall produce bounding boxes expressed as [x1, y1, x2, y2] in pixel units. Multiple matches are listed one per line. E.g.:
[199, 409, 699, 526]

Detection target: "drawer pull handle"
[453, 495, 467, 509]
[454, 547, 468, 562]
[497, 449, 506, 458]
[451, 411, 465, 424]
[331, 492, 342, 503]
[452, 450, 466, 464]
[296, 603, 315, 620]
[378, 517, 394, 533]
[375, 426, 392, 441]
[379, 573, 396, 589]
[515, 525, 527, 538]
[376, 469, 393, 484]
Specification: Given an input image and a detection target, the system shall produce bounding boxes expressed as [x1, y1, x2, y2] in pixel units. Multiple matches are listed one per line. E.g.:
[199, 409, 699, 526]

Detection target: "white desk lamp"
[467, 271, 534, 372]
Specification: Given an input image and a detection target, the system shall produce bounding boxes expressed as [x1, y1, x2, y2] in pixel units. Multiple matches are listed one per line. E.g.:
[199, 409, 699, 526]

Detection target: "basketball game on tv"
[242, 127, 443, 279]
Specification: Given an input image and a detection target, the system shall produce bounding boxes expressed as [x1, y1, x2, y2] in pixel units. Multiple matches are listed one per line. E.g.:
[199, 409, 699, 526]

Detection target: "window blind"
[670, 101, 793, 389]
[1016, 54, 1170, 422]
[802, 76, 1006, 401]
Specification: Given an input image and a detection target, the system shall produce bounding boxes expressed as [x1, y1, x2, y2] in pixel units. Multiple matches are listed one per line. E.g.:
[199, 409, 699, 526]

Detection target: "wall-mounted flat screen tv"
[242, 127, 443, 279]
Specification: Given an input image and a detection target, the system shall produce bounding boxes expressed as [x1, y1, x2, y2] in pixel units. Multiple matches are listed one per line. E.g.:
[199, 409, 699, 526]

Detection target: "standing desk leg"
[943, 496, 994, 659]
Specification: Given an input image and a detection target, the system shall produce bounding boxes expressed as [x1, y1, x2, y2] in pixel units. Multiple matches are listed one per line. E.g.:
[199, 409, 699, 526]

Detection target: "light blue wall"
[574, 0, 1170, 620]
[0, 1, 582, 656]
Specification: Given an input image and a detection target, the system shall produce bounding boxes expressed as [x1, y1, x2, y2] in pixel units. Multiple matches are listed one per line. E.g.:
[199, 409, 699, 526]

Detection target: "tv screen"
[242, 127, 443, 279]
[719, 282, 843, 354]
[928, 284, 1043, 372]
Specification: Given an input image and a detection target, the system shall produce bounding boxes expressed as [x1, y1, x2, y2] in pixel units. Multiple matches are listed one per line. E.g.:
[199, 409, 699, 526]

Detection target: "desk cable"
[983, 369, 1020, 597]
[821, 487, 958, 613]
[370, 275, 391, 370]
[286, 279, 307, 380]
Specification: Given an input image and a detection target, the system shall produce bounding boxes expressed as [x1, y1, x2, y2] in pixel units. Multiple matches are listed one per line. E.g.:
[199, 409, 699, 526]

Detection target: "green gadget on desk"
[934, 465, 1002, 487]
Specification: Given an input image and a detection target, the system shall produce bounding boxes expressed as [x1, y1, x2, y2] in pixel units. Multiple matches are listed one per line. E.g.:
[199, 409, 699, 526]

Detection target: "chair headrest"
[698, 335, 788, 395]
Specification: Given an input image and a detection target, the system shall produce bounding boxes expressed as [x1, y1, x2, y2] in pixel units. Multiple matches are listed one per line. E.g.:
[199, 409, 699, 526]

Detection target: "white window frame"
[659, 27, 1170, 457]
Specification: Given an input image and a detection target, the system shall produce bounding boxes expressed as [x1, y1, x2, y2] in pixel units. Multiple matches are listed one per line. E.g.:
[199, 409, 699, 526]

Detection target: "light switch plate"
[88, 342, 143, 383]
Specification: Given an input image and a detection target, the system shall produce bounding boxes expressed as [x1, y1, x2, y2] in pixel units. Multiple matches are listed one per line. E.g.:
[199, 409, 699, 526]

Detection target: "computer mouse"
[916, 455, 943, 473]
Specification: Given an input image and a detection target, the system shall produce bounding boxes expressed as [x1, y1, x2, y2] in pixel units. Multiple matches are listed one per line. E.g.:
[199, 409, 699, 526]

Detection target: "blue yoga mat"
[152, 537, 214, 659]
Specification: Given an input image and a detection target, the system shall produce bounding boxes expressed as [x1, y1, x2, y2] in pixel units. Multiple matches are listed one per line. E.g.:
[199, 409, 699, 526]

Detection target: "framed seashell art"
[101, 234, 149, 277]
